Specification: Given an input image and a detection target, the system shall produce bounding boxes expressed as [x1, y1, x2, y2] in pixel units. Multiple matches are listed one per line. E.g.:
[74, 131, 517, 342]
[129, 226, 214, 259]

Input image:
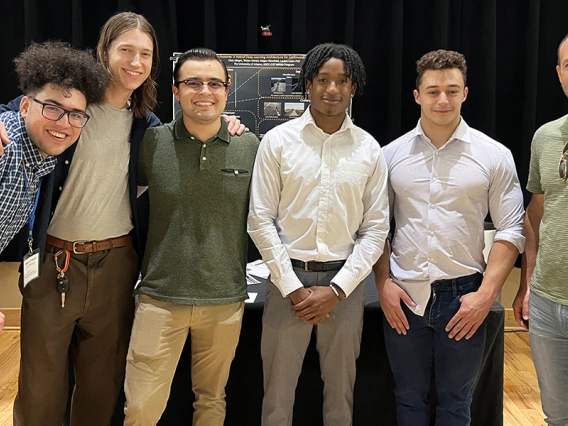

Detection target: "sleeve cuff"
[330, 268, 359, 298]
[494, 231, 526, 254]
[274, 271, 304, 297]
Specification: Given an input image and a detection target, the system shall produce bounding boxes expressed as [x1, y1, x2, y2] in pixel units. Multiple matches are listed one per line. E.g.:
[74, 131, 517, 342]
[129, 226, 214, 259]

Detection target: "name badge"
[23, 248, 40, 288]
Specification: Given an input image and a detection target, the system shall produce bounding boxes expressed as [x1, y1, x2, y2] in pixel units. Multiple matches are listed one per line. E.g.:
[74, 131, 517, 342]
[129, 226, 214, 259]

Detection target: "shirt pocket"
[219, 168, 251, 200]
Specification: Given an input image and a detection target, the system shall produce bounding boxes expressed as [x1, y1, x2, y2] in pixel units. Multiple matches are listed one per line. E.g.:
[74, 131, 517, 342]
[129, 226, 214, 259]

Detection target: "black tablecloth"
[151, 274, 504, 426]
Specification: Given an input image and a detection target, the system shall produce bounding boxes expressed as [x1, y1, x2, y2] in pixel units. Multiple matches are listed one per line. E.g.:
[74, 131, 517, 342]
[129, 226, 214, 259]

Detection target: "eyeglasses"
[30, 97, 90, 128]
[174, 78, 228, 93]
[560, 142, 568, 181]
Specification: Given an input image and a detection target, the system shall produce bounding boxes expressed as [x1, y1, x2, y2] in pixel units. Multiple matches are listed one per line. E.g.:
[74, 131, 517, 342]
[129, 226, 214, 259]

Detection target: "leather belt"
[46, 235, 133, 254]
[291, 259, 346, 272]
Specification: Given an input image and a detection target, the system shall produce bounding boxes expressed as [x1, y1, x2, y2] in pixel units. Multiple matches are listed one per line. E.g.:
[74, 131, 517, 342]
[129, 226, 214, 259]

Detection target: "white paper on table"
[246, 259, 270, 279]
[245, 292, 258, 303]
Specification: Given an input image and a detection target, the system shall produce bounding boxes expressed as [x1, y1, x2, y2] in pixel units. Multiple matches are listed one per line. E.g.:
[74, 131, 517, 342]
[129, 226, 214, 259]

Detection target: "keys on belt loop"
[54, 249, 70, 308]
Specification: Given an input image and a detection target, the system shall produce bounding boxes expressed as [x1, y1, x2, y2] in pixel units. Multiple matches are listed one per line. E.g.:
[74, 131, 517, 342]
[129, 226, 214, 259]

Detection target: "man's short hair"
[415, 49, 467, 90]
[173, 48, 229, 84]
[558, 33, 568, 65]
[298, 43, 366, 96]
[15, 41, 108, 105]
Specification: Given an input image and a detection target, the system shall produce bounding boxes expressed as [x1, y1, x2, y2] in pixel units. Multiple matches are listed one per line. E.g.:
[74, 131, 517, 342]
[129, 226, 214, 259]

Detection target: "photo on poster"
[271, 78, 287, 94]
[263, 102, 282, 117]
[284, 102, 305, 117]
[289, 77, 302, 94]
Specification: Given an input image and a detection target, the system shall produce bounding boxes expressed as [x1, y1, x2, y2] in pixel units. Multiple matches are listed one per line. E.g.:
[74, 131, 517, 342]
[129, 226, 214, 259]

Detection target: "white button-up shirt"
[248, 107, 390, 297]
[383, 118, 525, 316]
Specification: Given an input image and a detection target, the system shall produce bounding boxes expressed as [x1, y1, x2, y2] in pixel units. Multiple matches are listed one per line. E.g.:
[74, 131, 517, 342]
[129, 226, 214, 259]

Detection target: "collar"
[413, 117, 472, 145]
[174, 117, 230, 144]
[299, 106, 356, 135]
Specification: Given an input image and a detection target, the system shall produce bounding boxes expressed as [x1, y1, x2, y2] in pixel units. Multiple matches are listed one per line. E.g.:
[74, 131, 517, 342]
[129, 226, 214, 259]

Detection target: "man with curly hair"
[0, 41, 107, 254]
[375, 49, 525, 425]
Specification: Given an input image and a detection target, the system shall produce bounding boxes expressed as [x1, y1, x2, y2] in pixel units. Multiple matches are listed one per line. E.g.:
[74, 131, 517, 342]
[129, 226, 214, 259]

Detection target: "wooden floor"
[0, 330, 546, 426]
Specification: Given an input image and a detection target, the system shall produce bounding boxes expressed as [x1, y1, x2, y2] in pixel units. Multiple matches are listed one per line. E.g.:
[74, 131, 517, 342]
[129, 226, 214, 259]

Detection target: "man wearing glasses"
[513, 33, 568, 425]
[123, 48, 259, 426]
[0, 41, 106, 254]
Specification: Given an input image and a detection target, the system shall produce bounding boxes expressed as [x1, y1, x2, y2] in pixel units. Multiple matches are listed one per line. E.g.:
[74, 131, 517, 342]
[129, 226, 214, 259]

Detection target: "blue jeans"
[383, 273, 486, 426]
[529, 291, 568, 426]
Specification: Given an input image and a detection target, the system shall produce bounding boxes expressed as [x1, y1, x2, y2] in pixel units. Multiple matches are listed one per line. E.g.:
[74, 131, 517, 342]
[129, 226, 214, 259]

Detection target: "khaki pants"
[13, 243, 139, 426]
[124, 295, 244, 426]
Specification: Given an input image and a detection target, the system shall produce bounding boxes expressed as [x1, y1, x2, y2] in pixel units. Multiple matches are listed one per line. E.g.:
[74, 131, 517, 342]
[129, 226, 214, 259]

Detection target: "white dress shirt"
[248, 107, 390, 297]
[383, 118, 525, 316]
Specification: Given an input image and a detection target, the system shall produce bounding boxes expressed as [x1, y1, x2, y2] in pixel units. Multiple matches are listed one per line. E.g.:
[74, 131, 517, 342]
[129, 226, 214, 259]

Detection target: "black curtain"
[2, 0, 568, 194]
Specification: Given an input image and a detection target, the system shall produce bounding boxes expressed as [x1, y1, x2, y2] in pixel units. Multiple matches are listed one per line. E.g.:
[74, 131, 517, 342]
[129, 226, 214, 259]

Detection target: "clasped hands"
[289, 286, 340, 325]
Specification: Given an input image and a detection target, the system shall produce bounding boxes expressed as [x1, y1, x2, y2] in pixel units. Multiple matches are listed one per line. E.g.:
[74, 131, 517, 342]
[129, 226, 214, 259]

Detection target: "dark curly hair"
[14, 41, 108, 105]
[299, 43, 366, 96]
[415, 49, 467, 90]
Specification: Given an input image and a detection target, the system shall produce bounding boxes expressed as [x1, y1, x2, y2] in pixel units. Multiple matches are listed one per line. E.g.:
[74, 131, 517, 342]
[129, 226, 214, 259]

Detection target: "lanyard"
[22, 163, 41, 253]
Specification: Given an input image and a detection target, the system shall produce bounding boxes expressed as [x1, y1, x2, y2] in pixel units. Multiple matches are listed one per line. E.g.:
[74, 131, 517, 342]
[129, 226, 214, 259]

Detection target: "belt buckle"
[72, 240, 88, 254]
[304, 261, 310, 272]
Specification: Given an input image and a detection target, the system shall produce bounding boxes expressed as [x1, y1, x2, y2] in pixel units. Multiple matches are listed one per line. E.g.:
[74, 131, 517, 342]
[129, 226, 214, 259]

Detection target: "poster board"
[171, 53, 352, 139]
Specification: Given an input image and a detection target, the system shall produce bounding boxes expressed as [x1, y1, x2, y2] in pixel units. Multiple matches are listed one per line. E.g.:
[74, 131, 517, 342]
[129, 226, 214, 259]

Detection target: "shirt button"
[26, 163, 30, 168]
[428, 230, 434, 236]
[202, 157, 207, 161]
[429, 257, 435, 262]
[37, 161, 42, 165]
[65, 160, 69, 165]
[430, 204, 435, 209]
[58, 186, 63, 191]
[203, 144, 206, 148]
[234, 170, 239, 175]
[434, 151, 439, 156]
[191, 136, 195, 140]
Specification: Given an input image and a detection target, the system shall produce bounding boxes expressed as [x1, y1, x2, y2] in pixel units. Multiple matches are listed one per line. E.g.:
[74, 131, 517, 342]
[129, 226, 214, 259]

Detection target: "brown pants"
[13, 243, 139, 426]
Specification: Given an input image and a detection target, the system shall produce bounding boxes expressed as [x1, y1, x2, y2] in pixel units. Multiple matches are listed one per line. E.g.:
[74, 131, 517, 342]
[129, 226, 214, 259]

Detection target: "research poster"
[172, 53, 353, 139]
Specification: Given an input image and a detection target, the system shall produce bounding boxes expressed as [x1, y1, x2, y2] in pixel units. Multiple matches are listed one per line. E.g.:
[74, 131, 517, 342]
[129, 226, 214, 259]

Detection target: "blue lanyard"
[22, 163, 41, 252]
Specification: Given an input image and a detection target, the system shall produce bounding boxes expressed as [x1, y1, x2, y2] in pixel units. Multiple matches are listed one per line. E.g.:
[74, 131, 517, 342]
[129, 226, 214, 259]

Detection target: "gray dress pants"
[261, 266, 365, 426]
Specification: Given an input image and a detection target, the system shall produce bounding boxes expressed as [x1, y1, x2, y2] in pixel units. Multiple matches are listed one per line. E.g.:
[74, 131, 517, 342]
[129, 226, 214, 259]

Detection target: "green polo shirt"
[527, 114, 568, 305]
[137, 118, 259, 305]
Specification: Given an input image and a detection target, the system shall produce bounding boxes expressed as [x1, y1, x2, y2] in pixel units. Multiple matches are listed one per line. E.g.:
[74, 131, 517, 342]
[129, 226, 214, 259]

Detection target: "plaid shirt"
[0, 111, 57, 254]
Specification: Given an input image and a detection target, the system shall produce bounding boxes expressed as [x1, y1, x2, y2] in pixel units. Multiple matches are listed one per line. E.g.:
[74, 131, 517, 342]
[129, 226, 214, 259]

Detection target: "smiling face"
[105, 28, 153, 97]
[414, 68, 468, 130]
[20, 84, 87, 157]
[173, 59, 229, 126]
[305, 57, 355, 123]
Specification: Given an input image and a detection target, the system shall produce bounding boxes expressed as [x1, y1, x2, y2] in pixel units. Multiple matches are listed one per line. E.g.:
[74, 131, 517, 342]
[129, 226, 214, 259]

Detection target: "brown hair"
[415, 49, 467, 90]
[97, 12, 160, 118]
